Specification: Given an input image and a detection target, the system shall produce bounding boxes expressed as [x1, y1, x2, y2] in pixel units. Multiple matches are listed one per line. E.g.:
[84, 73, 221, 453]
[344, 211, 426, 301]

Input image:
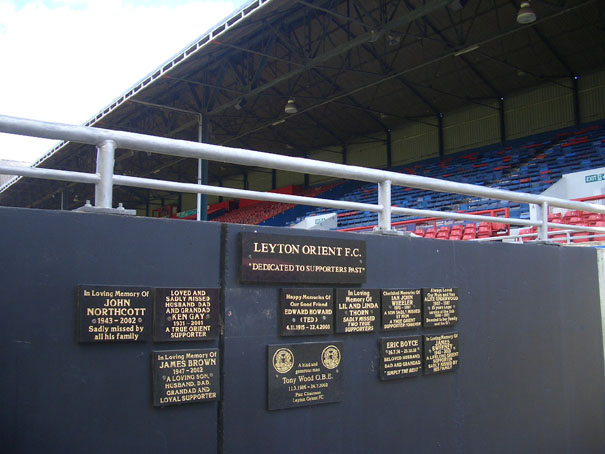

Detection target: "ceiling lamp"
[517, 2, 536, 24]
[284, 98, 298, 114]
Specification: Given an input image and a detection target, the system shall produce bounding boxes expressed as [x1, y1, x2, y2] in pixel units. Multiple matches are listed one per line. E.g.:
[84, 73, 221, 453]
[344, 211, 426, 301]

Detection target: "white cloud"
[0, 0, 242, 163]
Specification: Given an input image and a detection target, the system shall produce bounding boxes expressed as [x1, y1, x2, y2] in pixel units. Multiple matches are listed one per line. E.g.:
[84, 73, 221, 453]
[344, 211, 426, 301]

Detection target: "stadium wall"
[392, 121, 440, 165]
[580, 69, 605, 123]
[505, 78, 575, 140]
[1, 207, 604, 452]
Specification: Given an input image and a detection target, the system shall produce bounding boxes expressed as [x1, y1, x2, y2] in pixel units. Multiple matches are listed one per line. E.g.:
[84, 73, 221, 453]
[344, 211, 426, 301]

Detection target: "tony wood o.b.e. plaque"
[240, 232, 366, 284]
[379, 335, 422, 380]
[267, 342, 343, 410]
[381, 289, 422, 331]
[153, 288, 219, 342]
[152, 349, 219, 406]
[335, 288, 380, 333]
[422, 288, 459, 328]
[280, 288, 334, 336]
[423, 333, 459, 375]
[77, 285, 151, 342]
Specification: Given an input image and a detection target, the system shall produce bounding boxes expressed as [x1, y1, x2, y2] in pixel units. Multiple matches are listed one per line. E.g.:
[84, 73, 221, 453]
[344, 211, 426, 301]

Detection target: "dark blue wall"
[222, 224, 605, 454]
[1, 208, 604, 454]
[0, 208, 221, 454]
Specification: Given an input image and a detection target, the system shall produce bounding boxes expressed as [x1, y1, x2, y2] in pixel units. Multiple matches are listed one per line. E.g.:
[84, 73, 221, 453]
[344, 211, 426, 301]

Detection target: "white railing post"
[537, 201, 549, 241]
[378, 180, 392, 231]
[95, 140, 116, 209]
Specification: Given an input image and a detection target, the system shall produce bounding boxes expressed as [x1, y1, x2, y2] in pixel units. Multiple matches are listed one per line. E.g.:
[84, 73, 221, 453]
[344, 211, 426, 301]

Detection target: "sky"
[0, 0, 249, 164]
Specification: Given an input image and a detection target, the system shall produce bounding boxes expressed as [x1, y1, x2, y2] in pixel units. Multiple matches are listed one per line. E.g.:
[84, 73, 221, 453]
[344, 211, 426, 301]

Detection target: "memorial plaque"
[153, 288, 219, 342]
[423, 333, 459, 375]
[280, 288, 334, 336]
[77, 285, 151, 342]
[379, 335, 422, 380]
[422, 287, 459, 328]
[267, 341, 343, 410]
[335, 288, 380, 333]
[152, 349, 219, 406]
[240, 232, 366, 284]
[381, 289, 422, 331]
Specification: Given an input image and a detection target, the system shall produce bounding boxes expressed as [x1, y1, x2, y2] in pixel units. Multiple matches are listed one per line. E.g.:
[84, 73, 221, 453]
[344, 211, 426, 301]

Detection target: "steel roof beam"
[209, 0, 455, 115]
[361, 42, 440, 114]
[531, 26, 575, 76]
[506, 0, 575, 76]
[296, 0, 371, 30]
[402, 0, 501, 98]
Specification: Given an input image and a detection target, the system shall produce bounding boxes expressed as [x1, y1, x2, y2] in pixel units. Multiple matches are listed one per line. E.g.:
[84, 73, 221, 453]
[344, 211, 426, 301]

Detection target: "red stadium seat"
[436, 227, 450, 239]
[572, 231, 591, 243]
[520, 227, 537, 242]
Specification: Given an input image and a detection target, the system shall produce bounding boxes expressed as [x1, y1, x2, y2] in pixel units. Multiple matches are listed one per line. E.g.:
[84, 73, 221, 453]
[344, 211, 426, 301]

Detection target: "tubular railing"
[1, 114, 605, 240]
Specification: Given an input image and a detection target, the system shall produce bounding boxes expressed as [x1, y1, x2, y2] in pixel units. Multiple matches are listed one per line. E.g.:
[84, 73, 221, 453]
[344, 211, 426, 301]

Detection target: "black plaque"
[153, 288, 219, 342]
[335, 288, 380, 333]
[152, 349, 219, 406]
[381, 289, 422, 331]
[422, 287, 459, 328]
[379, 335, 422, 380]
[267, 341, 343, 410]
[280, 288, 333, 336]
[77, 285, 151, 342]
[240, 232, 366, 284]
[423, 333, 459, 375]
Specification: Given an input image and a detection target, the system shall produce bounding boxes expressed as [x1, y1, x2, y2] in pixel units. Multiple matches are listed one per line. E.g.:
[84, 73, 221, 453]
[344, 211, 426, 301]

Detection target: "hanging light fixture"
[517, 2, 536, 24]
[284, 98, 298, 114]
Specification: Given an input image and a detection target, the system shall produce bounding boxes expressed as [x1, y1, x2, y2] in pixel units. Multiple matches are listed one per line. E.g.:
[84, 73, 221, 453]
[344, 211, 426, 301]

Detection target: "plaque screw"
[206, 314, 210, 319]
[91, 319, 97, 324]
[322, 316, 326, 320]
[167, 316, 172, 321]
[227, 310, 232, 317]
[162, 376, 167, 381]
[138, 318, 142, 322]
[292, 318, 296, 322]
[275, 374, 279, 378]
[210, 373, 213, 377]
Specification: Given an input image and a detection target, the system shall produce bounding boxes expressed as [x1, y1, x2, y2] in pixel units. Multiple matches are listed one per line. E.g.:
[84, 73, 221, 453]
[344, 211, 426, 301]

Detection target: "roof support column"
[572, 76, 580, 127]
[145, 189, 150, 217]
[499, 97, 506, 145]
[438, 114, 444, 159]
[197, 114, 209, 221]
[60, 188, 68, 210]
[386, 129, 392, 169]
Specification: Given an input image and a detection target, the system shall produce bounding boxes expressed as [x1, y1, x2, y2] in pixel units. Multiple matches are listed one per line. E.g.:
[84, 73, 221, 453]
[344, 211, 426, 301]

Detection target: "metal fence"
[1, 114, 605, 241]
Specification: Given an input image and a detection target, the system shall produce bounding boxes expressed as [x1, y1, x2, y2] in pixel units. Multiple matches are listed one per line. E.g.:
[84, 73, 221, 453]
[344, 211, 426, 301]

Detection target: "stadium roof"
[1, 0, 604, 209]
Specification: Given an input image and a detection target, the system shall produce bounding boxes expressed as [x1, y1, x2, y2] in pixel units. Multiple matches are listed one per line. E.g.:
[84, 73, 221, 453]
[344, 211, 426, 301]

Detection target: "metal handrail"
[475, 230, 605, 244]
[1, 114, 605, 239]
